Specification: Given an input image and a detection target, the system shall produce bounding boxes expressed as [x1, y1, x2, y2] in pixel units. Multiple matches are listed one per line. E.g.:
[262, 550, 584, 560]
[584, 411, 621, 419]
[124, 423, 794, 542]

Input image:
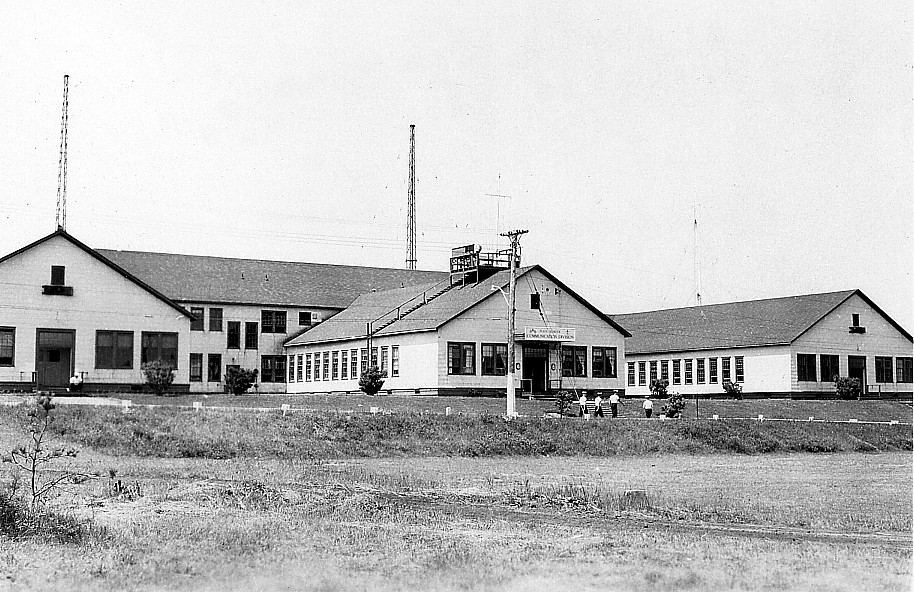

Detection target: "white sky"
[1, 2, 911, 329]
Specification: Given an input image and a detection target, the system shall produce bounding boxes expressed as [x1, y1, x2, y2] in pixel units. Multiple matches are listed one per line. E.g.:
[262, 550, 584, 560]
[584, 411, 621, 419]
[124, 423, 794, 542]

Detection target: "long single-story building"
[614, 290, 913, 399]
[0, 229, 444, 393]
[284, 254, 630, 397]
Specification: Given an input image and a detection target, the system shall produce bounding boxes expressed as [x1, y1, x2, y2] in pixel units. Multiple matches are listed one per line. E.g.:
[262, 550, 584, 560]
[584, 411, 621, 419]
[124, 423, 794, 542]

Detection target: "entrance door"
[848, 356, 867, 398]
[36, 329, 75, 389]
[522, 344, 549, 394]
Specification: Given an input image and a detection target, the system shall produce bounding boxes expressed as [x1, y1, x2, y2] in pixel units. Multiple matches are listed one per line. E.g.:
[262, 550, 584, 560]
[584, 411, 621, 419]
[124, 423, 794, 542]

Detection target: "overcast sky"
[1, 2, 911, 329]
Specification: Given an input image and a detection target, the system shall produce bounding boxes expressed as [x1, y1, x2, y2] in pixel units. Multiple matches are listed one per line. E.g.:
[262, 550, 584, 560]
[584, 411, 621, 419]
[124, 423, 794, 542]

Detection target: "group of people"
[578, 393, 653, 418]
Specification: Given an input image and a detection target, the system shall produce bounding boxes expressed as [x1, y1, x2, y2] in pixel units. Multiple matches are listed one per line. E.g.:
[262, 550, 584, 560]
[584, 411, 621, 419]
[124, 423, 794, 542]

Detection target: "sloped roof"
[97, 249, 447, 308]
[612, 289, 911, 354]
[287, 265, 630, 346]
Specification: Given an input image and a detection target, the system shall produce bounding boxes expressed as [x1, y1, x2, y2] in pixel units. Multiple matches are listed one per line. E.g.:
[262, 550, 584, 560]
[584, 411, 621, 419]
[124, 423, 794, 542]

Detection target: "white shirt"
[594, 396, 602, 407]
[642, 399, 653, 410]
[608, 394, 620, 404]
[579, 396, 587, 406]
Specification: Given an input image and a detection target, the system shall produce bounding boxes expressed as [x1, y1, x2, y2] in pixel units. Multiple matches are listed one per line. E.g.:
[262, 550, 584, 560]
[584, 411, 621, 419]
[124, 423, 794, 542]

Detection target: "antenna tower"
[693, 201, 702, 306]
[406, 124, 417, 270]
[55, 75, 70, 231]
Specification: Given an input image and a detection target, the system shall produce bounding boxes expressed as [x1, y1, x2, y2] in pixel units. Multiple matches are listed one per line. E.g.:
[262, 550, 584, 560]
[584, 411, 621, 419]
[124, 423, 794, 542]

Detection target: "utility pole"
[500, 228, 528, 417]
[55, 74, 70, 231]
[406, 125, 417, 270]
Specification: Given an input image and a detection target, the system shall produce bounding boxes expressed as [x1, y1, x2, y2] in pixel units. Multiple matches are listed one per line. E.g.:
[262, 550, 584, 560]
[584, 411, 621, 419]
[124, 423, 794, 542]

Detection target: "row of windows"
[627, 356, 744, 387]
[446, 343, 618, 378]
[795, 354, 913, 383]
[188, 354, 287, 383]
[288, 346, 400, 383]
[876, 356, 913, 384]
[189, 308, 316, 333]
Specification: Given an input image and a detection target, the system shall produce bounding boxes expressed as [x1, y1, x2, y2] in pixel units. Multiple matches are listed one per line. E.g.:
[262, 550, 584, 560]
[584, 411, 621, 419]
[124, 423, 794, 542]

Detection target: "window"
[371, 347, 379, 368]
[637, 361, 646, 386]
[391, 346, 399, 377]
[322, 352, 330, 381]
[305, 354, 312, 381]
[261, 310, 287, 334]
[245, 322, 258, 349]
[722, 357, 731, 382]
[207, 354, 222, 382]
[649, 361, 658, 383]
[482, 343, 508, 376]
[817, 355, 838, 383]
[141, 332, 178, 367]
[592, 347, 617, 378]
[709, 358, 718, 383]
[562, 346, 587, 378]
[361, 349, 368, 375]
[341, 350, 348, 380]
[660, 360, 669, 382]
[261, 355, 286, 383]
[95, 330, 133, 369]
[684, 359, 693, 384]
[51, 265, 65, 286]
[190, 308, 205, 331]
[0, 328, 14, 366]
[448, 342, 476, 375]
[627, 362, 635, 387]
[288, 356, 295, 383]
[299, 311, 313, 326]
[852, 314, 860, 327]
[672, 359, 681, 385]
[227, 322, 240, 349]
[296, 354, 303, 382]
[332, 351, 339, 380]
[351, 349, 358, 379]
[208, 308, 223, 332]
[189, 353, 203, 382]
[380, 347, 389, 375]
[735, 356, 744, 383]
[875, 356, 894, 383]
[896, 357, 913, 383]
[530, 293, 540, 310]
[797, 354, 817, 382]
[697, 359, 705, 383]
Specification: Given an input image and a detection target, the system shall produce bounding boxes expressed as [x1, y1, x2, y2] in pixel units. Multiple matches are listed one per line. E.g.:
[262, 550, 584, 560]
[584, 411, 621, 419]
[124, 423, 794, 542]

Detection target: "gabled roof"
[286, 265, 630, 346]
[0, 229, 195, 318]
[612, 289, 912, 355]
[97, 249, 448, 308]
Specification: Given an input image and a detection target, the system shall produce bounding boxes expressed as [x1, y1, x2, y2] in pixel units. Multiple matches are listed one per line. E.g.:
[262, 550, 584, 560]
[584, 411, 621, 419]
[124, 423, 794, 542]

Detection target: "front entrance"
[36, 329, 75, 389]
[848, 356, 867, 398]
[522, 344, 549, 394]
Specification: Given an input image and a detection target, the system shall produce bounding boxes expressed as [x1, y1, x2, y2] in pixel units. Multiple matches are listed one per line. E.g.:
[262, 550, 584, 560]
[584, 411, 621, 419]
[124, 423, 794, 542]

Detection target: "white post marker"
[370, 406, 379, 414]
[712, 414, 719, 420]
[890, 420, 899, 425]
[445, 406, 452, 416]
[849, 418, 858, 423]
[808, 416, 814, 422]
[281, 404, 291, 416]
[121, 400, 131, 413]
[193, 401, 203, 412]
[757, 414, 764, 421]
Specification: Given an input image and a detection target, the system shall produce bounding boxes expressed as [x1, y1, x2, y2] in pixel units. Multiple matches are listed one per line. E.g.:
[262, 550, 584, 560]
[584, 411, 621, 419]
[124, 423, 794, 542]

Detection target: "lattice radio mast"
[406, 124, 417, 269]
[55, 75, 70, 231]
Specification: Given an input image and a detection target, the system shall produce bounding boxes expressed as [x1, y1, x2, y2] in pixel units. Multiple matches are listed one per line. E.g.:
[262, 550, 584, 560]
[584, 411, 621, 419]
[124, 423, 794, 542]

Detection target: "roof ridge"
[612, 289, 857, 317]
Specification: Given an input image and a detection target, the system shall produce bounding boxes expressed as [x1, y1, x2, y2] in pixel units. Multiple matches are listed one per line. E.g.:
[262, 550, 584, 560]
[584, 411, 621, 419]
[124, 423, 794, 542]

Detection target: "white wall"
[0, 235, 190, 386]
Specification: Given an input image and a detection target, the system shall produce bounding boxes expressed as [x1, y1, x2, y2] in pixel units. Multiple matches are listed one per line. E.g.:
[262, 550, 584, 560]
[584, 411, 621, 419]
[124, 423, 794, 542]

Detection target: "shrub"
[225, 367, 258, 396]
[554, 390, 577, 416]
[661, 392, 685, 418]
[141, 360, 175, 396]
[359, 365, 387, 396]
[649, 379, 669, 399]
[835, 377, 861, 400]
[722, 380, 743, 400]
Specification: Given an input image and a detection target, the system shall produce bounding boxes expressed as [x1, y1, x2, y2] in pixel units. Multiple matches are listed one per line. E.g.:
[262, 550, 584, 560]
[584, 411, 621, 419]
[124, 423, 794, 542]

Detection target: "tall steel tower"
[55, 75, 70, 231]
[406, 124, 417, 270]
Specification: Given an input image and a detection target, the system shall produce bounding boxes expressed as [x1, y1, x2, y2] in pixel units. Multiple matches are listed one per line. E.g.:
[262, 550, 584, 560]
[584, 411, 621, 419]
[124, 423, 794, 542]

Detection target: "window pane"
[0, 329, 14, 365]
[209, 308, 223, 331]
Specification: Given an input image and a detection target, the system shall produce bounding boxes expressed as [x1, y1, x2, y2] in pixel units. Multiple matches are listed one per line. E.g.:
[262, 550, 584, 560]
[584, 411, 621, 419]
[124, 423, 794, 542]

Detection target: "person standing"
[578, 393, 588, 417]
[642, 397, 653, 418]
[608, 392, 622, 418]
[68, 372, 83, 394]
[593, 394, 604, 417]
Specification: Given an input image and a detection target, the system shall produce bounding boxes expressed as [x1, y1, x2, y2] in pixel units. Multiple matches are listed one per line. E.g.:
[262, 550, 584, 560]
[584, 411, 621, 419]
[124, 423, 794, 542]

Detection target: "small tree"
[554, 390, 577, 416]
[141, 361, 175, 396]
[835, 376, 861, 400]
[359, 365, 387, 396]
[722, 380, 743, 400]
[661, 392, 685, 418]
[225, 367, 258, 396]
[649, 378, 669, 399]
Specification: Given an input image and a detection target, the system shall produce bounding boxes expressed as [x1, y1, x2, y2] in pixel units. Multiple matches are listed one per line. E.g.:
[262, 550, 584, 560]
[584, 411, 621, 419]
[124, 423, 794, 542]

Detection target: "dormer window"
[42, 265, 73, 296]
[849, 313, 866, 334]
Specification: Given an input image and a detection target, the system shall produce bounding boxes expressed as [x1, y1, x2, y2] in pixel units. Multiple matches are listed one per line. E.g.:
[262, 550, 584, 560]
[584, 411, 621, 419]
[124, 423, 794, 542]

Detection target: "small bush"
[359, 365, 387, 396]
[835, 377, 861, 400]
[554, 390, 577, 416]
[661, 392, 685, 418]
[225, 367, 258, 396]
[649, 379, 669, 399]
[722, 380, 743, 400]
[141, 360, 175, 396]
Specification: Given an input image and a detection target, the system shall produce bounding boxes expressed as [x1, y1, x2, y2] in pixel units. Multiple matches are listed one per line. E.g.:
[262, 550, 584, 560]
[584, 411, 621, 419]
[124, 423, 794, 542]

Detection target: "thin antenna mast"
[55, 74, 70, 231]
[406, 124, 417, 270]
[693, 201, 701, 306]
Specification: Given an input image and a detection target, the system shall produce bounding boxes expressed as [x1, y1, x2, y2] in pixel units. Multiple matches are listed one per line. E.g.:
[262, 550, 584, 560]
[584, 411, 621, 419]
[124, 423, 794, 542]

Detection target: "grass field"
[1, 400, 911, 591]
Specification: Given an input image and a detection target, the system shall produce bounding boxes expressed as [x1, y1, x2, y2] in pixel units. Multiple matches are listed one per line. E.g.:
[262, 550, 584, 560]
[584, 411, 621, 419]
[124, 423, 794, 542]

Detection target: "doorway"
[848, 356, 867, 398]
[36, 329, 75, 389]
[522, 344, 549, 394]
